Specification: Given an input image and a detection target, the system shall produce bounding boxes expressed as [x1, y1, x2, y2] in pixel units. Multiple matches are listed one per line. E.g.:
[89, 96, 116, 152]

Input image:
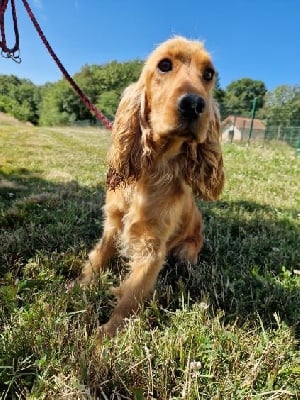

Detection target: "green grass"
[0, 125, 299, 399]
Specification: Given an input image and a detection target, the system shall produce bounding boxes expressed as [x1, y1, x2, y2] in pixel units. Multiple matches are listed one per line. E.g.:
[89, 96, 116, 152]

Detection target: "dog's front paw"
[77, 266, 95, 288]
[96, 323, 115, 345]
[67, 262, 96, 291]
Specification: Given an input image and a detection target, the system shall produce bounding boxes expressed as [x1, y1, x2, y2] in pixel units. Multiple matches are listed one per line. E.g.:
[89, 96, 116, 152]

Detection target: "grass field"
[0, 124, 299, 399]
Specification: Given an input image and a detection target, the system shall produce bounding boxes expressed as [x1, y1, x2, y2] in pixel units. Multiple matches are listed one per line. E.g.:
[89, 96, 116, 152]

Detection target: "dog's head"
[107, 36, 224, 200]
[141, 36, 216, 144]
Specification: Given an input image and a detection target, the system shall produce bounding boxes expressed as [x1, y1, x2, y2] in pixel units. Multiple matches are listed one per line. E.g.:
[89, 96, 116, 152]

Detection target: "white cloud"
[32, 0, 43, 9]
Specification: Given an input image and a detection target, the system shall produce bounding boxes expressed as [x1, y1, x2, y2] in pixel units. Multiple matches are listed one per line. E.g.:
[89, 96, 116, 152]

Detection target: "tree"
[213, 72, 226, 119]
[0, 75, 40, 124]
[264, 85, 300, 107]
[223, 78, 267, 117]
[39, 80, 76, 126]
[96, 91, 120, 120]
[261, 85, 300, 126]
[39, 60, 143, 125]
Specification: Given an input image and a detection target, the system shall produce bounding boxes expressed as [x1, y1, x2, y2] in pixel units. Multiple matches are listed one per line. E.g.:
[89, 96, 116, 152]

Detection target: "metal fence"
[222, 123, 300, 156]
[264, 125, 300, 149]
[220, 112, 300, 152]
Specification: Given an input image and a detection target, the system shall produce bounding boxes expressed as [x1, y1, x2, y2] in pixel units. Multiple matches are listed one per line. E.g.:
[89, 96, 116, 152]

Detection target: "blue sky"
[0, 0, 299, 90]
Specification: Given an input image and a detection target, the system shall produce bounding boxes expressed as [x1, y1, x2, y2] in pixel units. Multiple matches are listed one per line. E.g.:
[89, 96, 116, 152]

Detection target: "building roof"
[222, 115, 266, 130]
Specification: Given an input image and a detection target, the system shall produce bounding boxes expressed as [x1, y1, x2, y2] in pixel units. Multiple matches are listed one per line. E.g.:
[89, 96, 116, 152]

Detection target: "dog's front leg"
[78, 230, 117, 286]
[99, 231, 166, 338]
[78, 193, 124, 287]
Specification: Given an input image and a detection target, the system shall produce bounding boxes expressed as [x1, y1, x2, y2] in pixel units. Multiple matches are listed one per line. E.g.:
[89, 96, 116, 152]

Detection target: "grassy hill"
[0, 125, 299, 399]
[0, 112, 33, 127]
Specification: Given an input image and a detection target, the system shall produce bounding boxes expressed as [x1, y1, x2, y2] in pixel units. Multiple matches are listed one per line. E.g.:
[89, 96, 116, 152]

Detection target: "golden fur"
[78, 37, 224, 338]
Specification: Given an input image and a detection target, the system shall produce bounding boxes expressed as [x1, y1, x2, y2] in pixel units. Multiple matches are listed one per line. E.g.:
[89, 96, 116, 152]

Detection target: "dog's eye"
[202, 67, 215, 81]
[157, 58, 173, 73]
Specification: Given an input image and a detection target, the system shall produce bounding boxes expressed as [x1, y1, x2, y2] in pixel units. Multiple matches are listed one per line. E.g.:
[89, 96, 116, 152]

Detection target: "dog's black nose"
[178, 94, 206, 120]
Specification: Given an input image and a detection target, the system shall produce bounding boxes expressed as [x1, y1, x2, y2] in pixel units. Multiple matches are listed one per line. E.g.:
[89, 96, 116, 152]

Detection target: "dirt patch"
[0, 179, 27, 191]
[0, 112, 33, 126]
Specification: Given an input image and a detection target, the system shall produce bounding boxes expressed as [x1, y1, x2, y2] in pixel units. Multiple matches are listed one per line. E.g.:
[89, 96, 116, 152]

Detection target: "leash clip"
[1, 49, 21, 63]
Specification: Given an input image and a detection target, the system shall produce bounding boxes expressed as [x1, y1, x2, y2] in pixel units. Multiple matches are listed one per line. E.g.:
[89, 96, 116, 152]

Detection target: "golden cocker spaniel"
[78, 36, 224, 338]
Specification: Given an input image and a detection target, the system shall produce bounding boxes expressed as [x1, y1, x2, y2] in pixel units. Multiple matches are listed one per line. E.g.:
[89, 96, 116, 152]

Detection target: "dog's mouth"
[174, 114, 208, 143]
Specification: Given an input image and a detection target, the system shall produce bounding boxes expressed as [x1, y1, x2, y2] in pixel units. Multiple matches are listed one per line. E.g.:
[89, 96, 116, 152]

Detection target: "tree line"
[0, 60, 299, 127]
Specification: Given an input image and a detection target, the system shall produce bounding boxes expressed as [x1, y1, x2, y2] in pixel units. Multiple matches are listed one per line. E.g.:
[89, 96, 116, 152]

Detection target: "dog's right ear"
[107, 83, 143, 190]
[106, 77, 155, 190]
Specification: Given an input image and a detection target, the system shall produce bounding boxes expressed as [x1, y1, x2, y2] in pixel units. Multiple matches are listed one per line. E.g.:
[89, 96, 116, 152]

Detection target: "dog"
[78, 36, 224, 338]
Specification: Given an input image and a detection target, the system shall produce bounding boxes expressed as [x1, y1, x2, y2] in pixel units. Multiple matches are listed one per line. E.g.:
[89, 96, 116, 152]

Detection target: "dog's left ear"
[185, 102, 224, 200]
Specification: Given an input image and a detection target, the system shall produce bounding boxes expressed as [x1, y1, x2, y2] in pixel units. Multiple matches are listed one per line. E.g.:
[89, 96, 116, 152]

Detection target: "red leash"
[0, 0, 21, 62]
[0, 0, 113, 130]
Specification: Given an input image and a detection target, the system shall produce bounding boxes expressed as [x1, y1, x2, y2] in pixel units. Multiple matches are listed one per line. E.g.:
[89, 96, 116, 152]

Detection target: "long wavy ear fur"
[106, 82, 153, 190]
[184, 102, 225, 200]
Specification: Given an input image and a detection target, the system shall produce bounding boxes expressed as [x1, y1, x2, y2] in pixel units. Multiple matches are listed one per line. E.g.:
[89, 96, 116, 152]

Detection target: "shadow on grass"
[0, 166, 105, 279]
[1, 166, 299, 330]
[158, 199, 300, 329]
